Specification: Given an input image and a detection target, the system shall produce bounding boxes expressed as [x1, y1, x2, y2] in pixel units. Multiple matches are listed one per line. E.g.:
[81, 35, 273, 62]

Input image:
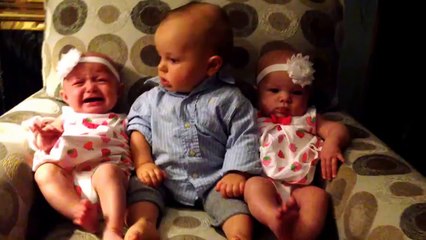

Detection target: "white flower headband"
[256, 53, 315, 87]
[56, 48, 120, 83]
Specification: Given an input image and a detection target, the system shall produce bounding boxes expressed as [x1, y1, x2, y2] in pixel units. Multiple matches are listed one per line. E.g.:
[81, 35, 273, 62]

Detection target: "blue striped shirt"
[127, 73, 261, 205]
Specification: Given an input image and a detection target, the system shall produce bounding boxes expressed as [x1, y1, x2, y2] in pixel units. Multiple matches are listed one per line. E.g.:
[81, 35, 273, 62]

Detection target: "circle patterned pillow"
[42, 0, 343, 112]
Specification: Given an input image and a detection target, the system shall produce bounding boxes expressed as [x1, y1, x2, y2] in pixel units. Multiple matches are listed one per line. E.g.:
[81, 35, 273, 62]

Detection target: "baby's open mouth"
[83, 97, 103, 103]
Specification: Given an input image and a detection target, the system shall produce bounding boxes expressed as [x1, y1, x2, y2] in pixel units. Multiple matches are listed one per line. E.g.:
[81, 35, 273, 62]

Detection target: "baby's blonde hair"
[161, 2, 233, 64]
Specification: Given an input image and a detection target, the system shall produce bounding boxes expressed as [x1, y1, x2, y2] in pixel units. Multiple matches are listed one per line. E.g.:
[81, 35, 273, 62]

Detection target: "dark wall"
[362, 1, 424, 175]
[0, 30, 43, 114]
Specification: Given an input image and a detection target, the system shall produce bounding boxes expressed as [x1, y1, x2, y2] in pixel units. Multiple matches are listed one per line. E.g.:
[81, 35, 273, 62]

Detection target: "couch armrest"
[324, 112, 426, 240]
[0, 89, 63, 239]
[0, 118, 35, 239]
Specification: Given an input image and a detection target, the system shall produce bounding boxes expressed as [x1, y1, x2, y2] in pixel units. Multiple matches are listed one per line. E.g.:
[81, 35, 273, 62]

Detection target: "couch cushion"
[42, 0, 343, 112]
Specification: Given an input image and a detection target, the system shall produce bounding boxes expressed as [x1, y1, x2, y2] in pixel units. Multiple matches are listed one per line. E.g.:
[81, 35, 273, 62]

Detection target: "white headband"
[256, 53, 315, 88]
[57, 48, 120, 83]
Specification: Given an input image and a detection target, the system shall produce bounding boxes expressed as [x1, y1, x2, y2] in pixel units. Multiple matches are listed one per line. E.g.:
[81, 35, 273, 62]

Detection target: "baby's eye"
[72, 80, 84, 86]
[268, 88, 280, 93]
[168, 57, 178, 63]
[291, 90, 303, 95]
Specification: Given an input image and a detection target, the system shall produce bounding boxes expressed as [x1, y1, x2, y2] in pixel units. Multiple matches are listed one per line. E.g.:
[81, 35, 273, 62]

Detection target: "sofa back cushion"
[42, 0, 342, 112]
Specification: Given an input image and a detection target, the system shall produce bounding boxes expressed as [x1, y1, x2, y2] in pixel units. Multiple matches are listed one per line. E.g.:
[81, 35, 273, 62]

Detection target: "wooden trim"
[0, 0, 45, 30]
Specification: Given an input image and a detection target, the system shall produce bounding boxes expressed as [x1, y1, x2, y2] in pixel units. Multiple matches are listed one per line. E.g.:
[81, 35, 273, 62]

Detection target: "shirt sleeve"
[127, 90, 153, 145]
[222, 91, 262, 175]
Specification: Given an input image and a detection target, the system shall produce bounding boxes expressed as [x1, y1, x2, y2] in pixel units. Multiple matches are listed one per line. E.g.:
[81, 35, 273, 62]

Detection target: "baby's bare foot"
[124, 218, 160, 240]
[282, 196, 298, 213]
[270, 197, 300, 240]
[72, 199, 99, 233]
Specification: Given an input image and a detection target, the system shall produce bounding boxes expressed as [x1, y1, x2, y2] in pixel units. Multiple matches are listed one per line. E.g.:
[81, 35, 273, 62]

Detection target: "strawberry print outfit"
[27, 106, 132, 203]
[258, 107, 322, 202]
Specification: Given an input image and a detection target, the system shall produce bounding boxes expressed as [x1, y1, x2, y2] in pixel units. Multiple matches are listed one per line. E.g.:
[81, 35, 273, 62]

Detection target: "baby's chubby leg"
[222, 214, 253, 240]
[244, 176, 298, 240]
[290, 185, 328, 240]
[124, 176, 163, 240]
[92, 163, 128, 239]
[125, 201, 160, 240]
[204, 187, 252, 240]
[34, 163, 98, 232]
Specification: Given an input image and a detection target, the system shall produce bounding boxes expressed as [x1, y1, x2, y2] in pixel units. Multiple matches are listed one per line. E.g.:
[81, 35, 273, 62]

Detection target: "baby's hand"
[215, 172, 246, 198]
[34, 121, 63, 153]
[136, 162, 166, 188]
[320, 141, 345, 180]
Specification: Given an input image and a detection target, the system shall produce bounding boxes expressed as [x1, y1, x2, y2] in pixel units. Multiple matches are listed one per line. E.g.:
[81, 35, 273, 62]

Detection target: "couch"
[0, 0, 425, 239]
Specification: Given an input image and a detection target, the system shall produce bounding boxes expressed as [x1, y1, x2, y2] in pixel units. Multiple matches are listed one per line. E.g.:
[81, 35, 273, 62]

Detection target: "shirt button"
[192, 173, 199, 178]
[184, 122, 191, 129]
[188, 149, 196, 157]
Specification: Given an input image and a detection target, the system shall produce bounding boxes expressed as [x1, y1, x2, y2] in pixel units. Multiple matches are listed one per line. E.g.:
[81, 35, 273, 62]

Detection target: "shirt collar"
[145, 67, 235, 96]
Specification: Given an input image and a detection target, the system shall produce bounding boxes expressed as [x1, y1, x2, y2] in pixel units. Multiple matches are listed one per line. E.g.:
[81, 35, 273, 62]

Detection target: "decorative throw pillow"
[42, 0, 342, 112]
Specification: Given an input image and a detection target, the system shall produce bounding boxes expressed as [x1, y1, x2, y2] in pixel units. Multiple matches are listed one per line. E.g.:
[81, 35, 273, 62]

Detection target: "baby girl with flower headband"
[244, 49, 350, 240]
[23, 48, 131, 239]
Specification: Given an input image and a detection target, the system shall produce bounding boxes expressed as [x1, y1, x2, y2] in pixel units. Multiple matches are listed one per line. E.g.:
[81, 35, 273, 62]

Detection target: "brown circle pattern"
[98, 5, 120, 24]
[300, 10, 335, 47]
[88, 34, 128, 69]
[131, 1, 170, 34]
[130, 36, 157, 76]
[326, 166, 357, 219]
[390, 182, 423, 197]
[90, 1, 131, 34]
[0, 182, 19, 235]
[327, 178, 346, 206]
[269, 12, 290, 31]
[172, 216, 201, 228]
[367, 225, 405, 240]
[260, 5, 298, 40]
[141, 45, 160, 67]
[400, 203, 426, 240]
[52, 0, 87, 35]
[344, 191, 378, 240]
[224, 3, 258, 37]
[353, 154, 411, 176]
[51, 36, 86, 71]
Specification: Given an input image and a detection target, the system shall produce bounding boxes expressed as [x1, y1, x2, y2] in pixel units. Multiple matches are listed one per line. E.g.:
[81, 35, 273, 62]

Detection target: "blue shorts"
[127, 175, 166, 215]
[127, 175, 250, 226]
[203, 187, 251, 226]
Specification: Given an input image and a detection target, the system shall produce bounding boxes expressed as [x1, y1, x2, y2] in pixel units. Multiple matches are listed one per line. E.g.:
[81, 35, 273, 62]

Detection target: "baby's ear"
[206, 55, 223, 77]
[59, 89, 69, 104]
